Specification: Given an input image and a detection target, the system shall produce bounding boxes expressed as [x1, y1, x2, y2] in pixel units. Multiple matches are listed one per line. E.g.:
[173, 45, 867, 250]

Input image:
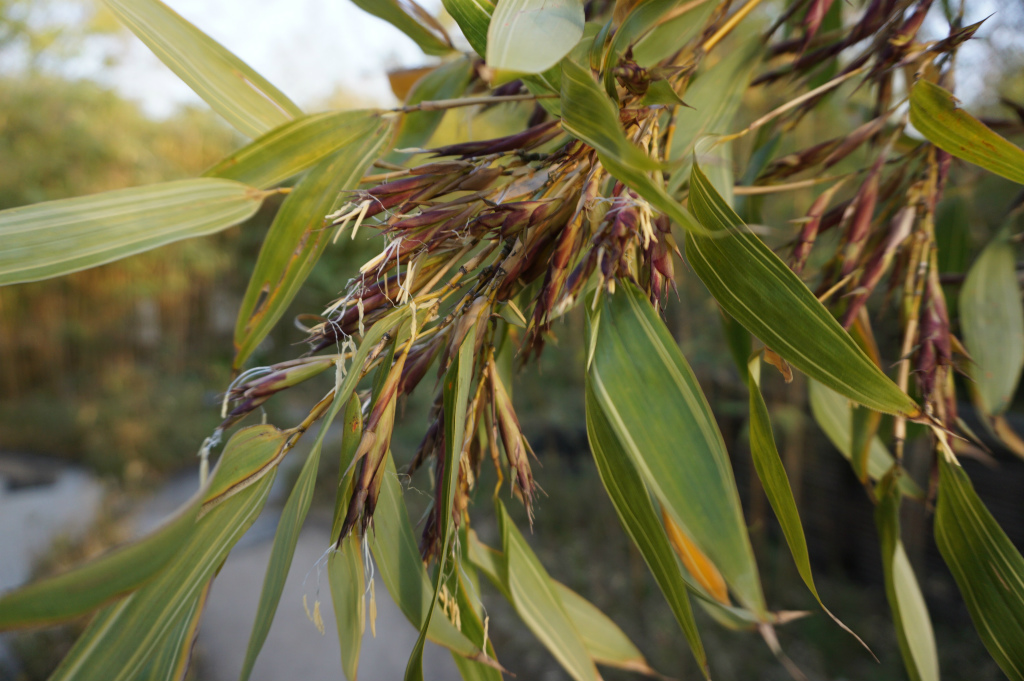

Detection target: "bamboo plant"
[2, 0, 1024, 679]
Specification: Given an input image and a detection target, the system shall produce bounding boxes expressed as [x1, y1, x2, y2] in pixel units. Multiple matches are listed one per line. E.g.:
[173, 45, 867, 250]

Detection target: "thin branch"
[392, 93, 556, 114]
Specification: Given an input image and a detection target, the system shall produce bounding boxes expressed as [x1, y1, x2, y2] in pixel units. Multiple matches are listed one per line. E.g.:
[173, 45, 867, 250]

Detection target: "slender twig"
[393, 93, 556, 114]
[733, 175, 845, 195]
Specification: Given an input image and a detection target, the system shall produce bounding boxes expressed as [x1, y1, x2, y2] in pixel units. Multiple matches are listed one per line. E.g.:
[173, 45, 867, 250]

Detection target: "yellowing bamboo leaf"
[0, 179, 264, 286]
[877, 474, 939, 681]
[487, 0, 584, 76]
[587, 282, 767, 617]
[442, 0, 494, 56]
[910, 80, 1024, 185]
[686, 162, 921, 417]
[560, 59, 709, 235]
[808, 380, 923, 498]
[936, 453, 1024, 680]
[497, 501, 601, 681]
[661, 509, 729, 605]
[103, 0, 301, 138]
[233, 118, 393, 369]
[351, 0, 454, 56]
[207, 110, 386, 190]
[960, 227, 1024, 418]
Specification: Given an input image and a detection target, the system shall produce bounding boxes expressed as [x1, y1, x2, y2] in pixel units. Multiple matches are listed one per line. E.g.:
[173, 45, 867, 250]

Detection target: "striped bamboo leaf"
[103, 0, 301, 138]
[0, 179, 264, 286]
[487, 0, 584, 77]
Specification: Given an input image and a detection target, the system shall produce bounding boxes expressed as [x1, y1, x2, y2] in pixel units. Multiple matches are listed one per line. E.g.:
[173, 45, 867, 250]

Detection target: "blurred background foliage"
[3, 1, 1024, 680]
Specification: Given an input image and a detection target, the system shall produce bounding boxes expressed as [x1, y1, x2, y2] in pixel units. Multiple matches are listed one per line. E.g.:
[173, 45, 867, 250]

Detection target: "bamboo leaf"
[560, 59, 709, 235]
[497, 501, 601, 681]
[686, 162, 921, 417]
[910, 80, 1024, 185]
[486, 0, 584, 76]
[329, 395, 367, 681]
[0, 179, 264, 286]
[877, 474, 940, 681]
[351, 0, 454, 56]
[554, 581, 658, 676]
[0, 474, 203, 630]
[666, 42, 759, 193]
[207, 110, 386, 190]
[201, 424, 290, 511]
[748, 357, 866, 648]
[467, 530, 660, 676]
[393, 57, 475, 157]
[808, 380, 923, 498]
[49, 472, 276, 681]
[587, 281, 767, 616]
[142, 580, 211, 681]
[960, 227, 1024, 417]
[233, 118, 393, 369]
[370, 456, 483, 658]
[936, 452, 1024, 680]
[238, 446, 323, 681]
[103, 0, 301, 138]
[443, 0, 494, 56]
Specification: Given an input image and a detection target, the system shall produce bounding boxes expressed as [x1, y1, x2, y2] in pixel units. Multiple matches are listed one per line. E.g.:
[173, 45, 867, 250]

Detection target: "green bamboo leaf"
[587, 281, 767, 616]
[686, 162, 921, 417]
[103, 0, 301, 138]
[238, 448, 323, 681]
[560, 60, 708, 235]
[936, 452, 1024, 680]
[467, 530, 661, 676]
[808, 380, 923, 498]
[910, 80, 1024, 185]
[370, 456, 483, 658]
[329, 395, 366, 681]
[877, 474, 939, 681]
[666, 42, 759, 193]
[405, 322, 475, 681]
[201, 424, 290, 510]
[582, 383, 709, 676]
[393, 57, 475, 155]
[351, 0, 454, 56]
[748, 357, 866, 649]
[486, 0, 583, 77]
[960, 227, 1024, 417]
[442, 0, 494, 56]
[143, 580, 211, 681]
[0, 179, 264, 286]
[233, 118, 393, 369]
[0, 484, 201, 630]
[553, 581, 658, 676]
[497, 501, 601, 681]
[49, 472, 276, 681]
[206, 110, 386, 190]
